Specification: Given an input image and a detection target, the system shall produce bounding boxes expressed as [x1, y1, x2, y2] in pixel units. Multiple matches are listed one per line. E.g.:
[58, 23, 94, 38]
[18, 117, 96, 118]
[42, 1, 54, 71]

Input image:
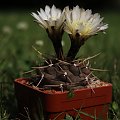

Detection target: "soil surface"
[25, 59, 106, 91]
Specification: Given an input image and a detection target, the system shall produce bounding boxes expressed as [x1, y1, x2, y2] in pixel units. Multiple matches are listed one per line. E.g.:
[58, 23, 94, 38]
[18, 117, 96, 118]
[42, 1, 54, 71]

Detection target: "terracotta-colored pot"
[14, 78, 112, 120]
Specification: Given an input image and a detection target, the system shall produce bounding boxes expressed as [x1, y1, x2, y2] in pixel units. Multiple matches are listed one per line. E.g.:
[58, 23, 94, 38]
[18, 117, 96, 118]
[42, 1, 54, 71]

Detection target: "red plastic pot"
[14, 78, 112, 120]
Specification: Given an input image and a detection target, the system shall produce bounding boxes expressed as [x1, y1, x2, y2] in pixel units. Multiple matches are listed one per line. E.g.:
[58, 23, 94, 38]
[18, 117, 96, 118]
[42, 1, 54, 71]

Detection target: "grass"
[0, 9, 120, 119]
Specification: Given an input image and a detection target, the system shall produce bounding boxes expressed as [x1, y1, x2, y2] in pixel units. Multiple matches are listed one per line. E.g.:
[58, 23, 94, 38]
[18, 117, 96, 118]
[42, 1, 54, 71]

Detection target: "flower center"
[72, 20, 92, 36]
[72, 20, 80, 29]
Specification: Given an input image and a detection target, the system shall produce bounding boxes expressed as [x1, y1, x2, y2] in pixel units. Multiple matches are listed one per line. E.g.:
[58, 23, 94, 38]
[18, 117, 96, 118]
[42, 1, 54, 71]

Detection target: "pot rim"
[14, 78, 112, 95]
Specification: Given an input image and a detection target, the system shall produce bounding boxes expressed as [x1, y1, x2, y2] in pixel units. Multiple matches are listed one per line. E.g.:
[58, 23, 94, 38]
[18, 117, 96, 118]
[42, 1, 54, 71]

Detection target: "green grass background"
[0, 10, 120, 119]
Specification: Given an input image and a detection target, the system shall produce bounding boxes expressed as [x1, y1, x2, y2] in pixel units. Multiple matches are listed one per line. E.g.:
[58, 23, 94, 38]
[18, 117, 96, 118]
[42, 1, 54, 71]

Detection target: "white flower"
[2, 25, 12, 34]
[32, 5, 65, 60]
[35, 40, 44, 46]
[64, 6, 108, 39]
[16, 21, 28, 30]
[65, 6, 108, 60]
[31, 5, 65, 35]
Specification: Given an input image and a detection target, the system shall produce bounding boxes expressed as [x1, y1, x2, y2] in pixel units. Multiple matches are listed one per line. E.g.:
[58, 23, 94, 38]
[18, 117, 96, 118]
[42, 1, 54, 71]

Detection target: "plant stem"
[47, 28, 64, 60]
[67, 35, 85, 61]
[52, 40, 64, 60]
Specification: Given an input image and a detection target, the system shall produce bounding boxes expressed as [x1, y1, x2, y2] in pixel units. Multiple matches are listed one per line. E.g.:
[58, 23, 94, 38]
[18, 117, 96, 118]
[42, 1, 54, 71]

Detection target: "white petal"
[56, 9, 62, 19]
[99, 24, 108, 30]
[56, 8, 65, 28]
[32, 12, 48, 28]
[84, 9, 92, 21]
[45, 5, 51, 19]
[79, 8, 86, 21]
[92, 13, 100, 20]
[65, 8, 72, 24]
[31, 12, 40, 22]
[72, 5, 80, 21]
[40, 8, 48, 20]
[51, 5, 58, 20]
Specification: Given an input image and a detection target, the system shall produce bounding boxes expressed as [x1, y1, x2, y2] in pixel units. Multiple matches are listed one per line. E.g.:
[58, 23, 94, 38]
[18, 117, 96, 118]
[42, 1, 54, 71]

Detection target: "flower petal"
[32, 12, 48, 28]
[40, 8, 48, 20]
[45, 5, 51, 19]
[72, 5, 80, 21]
[51, 5, 58, 20]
